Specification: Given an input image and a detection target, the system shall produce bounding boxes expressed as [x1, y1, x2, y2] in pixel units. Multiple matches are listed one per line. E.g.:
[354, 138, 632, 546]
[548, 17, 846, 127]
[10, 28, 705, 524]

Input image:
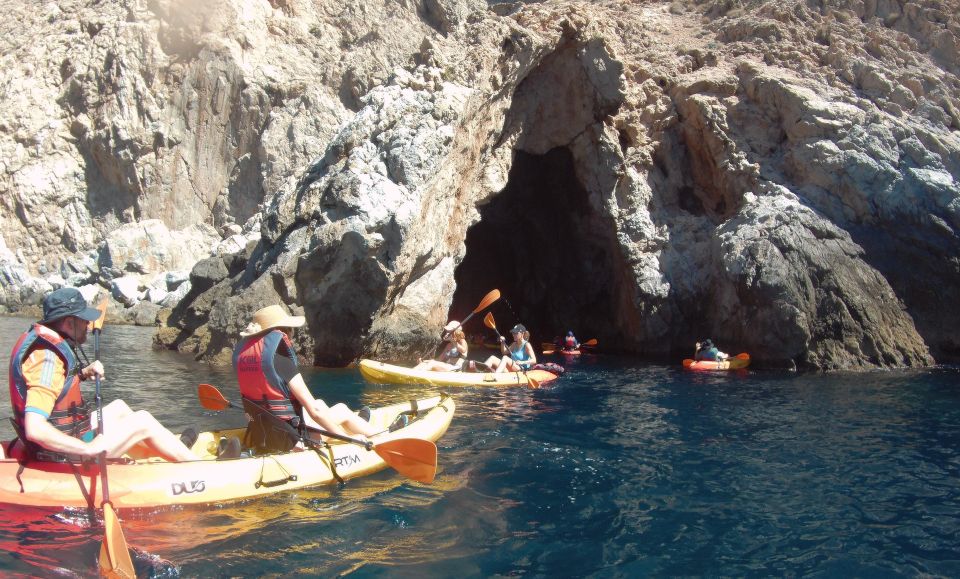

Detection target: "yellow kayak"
[359, 359, 559, 387]
[0, 395, 454, 510]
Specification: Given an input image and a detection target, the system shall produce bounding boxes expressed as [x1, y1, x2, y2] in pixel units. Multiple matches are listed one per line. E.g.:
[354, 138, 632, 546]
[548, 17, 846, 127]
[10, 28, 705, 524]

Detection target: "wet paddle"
[91, 299, 135, 579]
[196, 384, 438, 483]
[482, 313, 540, 389]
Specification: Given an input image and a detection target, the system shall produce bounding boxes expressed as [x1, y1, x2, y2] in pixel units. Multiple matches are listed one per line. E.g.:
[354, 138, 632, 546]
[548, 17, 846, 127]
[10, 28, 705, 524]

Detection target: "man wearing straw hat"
[233, 304, 380, 452]
[8, 288, 199, 463]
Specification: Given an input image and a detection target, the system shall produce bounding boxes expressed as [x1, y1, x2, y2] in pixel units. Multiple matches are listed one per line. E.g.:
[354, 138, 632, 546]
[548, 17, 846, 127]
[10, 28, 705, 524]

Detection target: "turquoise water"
[0, 318, 958, 576]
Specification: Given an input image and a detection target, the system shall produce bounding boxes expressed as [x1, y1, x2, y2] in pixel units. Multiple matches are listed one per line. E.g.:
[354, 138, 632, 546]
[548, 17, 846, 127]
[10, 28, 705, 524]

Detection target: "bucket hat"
[40, 288, 101, 324]
[240, 305, 305, 337]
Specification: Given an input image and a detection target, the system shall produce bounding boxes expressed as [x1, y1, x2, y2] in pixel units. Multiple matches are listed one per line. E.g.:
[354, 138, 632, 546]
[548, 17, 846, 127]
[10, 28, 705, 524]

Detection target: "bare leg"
[90, 399, 134, 431]
[329, 403, 378, 436]
[98, 409, 198, 461]
[495, 355, 516, 373]
[303, 402, 378, 437]
[414, 360, 456, 371]
[420, 361, 457, 371]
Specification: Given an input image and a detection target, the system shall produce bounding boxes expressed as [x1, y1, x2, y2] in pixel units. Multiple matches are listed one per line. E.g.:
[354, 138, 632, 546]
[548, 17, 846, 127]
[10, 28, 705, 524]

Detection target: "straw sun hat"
[240, 305, 305, 337]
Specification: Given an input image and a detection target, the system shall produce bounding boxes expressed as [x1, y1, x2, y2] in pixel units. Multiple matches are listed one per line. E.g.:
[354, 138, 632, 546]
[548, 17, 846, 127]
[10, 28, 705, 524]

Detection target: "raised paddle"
[443, 289, 501, 336]
[482, 313, 540, 389]
[544, 338, 597, 355]
[90, 299, 135, 579]
[426, 289, 501, 361]
[196, 384, 438, 483]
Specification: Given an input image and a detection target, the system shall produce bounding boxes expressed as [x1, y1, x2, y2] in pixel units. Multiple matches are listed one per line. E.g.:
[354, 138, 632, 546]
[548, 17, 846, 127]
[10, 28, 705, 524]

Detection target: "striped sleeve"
[21, 347, 66, 418]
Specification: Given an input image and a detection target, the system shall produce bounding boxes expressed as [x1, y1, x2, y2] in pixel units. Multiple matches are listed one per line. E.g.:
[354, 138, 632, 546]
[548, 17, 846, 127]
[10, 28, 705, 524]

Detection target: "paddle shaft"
[197, 384, 437, 484]
[217, 394, 375, 451]
[433, 289, 501, 352]
[485, 314, 539, 388]
[93, 327, 112, 506]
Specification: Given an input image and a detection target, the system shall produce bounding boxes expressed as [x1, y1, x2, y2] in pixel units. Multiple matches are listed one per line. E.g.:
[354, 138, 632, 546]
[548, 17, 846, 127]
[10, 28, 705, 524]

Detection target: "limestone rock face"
[3, 0, 958, 369]
[0, 0, 454, 319]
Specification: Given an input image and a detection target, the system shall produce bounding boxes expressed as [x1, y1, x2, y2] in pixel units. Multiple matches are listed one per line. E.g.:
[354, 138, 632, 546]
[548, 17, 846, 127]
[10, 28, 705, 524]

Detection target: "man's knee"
[130, 409, 164, 431]
[100, 399, 126, 419]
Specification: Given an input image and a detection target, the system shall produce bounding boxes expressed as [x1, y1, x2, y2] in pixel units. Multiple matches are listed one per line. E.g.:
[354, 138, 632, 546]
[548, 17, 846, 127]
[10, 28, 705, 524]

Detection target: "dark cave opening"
[450, 147, 618, 348]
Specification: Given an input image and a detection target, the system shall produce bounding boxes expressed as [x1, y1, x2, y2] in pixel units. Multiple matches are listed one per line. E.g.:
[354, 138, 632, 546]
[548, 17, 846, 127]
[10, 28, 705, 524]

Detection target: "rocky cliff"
[2, 0, 958, 370]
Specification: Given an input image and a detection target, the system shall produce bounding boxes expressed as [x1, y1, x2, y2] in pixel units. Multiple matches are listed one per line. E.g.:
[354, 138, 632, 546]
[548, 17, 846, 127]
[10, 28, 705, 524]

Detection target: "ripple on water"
[1, 319, 959, 576]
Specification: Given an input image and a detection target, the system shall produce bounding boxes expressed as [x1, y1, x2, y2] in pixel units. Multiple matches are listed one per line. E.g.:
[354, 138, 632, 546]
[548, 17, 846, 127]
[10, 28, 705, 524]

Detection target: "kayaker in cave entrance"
[481, 323, 537, 373]
[694, 338, 729, 362]
[562, 330, 580, 352]
[8, 287, 199, 463]
[414, 320, 469, 371]
[232, 304, 399, 454]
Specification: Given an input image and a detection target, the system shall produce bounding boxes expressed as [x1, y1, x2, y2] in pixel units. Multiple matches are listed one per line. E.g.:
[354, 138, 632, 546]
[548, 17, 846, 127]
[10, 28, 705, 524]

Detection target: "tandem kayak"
[0, 395, 454, 510]
[358, 359, 559, 387]
[682, 353, 751, 371]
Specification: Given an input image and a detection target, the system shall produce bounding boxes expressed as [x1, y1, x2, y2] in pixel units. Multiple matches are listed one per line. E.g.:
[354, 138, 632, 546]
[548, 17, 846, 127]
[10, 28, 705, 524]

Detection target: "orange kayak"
[0, 395, 454, 510]
[683, 353, 751, 370]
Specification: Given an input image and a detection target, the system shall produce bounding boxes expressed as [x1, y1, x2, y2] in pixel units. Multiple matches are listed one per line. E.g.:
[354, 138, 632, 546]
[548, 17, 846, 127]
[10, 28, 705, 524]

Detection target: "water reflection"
[0, 318, 958, 576]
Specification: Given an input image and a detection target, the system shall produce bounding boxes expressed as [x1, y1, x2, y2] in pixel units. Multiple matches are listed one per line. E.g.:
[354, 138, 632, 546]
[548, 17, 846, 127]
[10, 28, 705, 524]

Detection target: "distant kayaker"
[233, 305, 389, 453]
[562, 330, 580, 352]
[8, 288, 199, 463]
[481, 323, 537, 373]
[414, 320, 469, 371]
[695, 338, 729, 362]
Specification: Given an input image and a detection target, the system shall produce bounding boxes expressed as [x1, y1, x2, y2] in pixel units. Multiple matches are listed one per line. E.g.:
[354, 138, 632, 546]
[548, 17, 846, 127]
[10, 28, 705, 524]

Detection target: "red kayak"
[543, 339, 597, 356]
[683, 353, 751, 370]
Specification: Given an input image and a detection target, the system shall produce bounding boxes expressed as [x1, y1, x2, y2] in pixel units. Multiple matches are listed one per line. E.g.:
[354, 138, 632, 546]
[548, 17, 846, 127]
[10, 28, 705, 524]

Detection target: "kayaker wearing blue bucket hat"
[562, 330, 580, 352]
[695, 338, 729, 362]
[8, 288, 199, 463]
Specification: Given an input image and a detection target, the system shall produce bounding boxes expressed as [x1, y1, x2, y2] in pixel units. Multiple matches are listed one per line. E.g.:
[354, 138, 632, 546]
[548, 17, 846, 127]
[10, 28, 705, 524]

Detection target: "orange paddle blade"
[483, 312, 497, 330]
[99, 503, 134, 578]
[542, 349, 556, 355]
[197, 383, 231, 411]
[581, 339, 598, 347]
[91, 299, 109, 332]
[473, 289, 501, 313]
[682, 359, 695, 368]
[736, 352, 750, 360]
[527, 376, 540, 389]
[373, 439, 438, 484]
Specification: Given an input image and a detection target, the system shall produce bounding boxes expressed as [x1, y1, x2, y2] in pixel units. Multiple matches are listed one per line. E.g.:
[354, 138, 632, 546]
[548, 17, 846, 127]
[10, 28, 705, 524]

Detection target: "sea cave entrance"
[450, 147, 618, 348]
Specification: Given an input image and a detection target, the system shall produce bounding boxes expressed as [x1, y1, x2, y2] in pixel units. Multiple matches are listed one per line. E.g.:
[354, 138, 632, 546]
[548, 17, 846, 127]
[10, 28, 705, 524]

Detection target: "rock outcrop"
[2, 0, 958, 369]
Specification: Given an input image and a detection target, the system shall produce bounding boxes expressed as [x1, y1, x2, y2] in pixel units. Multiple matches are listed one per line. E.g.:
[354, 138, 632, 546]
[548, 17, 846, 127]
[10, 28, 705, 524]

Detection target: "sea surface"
[0, 317, 957, 577]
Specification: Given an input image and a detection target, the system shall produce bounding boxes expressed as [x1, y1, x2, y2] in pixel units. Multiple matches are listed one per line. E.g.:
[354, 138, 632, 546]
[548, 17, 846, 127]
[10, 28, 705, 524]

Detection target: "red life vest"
[8, 323, 90, 439]
[234, 330, 301, 424]
[564, 336, 577, 348]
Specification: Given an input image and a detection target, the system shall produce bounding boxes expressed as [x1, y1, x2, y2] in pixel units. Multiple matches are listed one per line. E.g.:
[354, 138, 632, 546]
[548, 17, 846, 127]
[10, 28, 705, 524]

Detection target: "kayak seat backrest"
[240, 397, 300, 455]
